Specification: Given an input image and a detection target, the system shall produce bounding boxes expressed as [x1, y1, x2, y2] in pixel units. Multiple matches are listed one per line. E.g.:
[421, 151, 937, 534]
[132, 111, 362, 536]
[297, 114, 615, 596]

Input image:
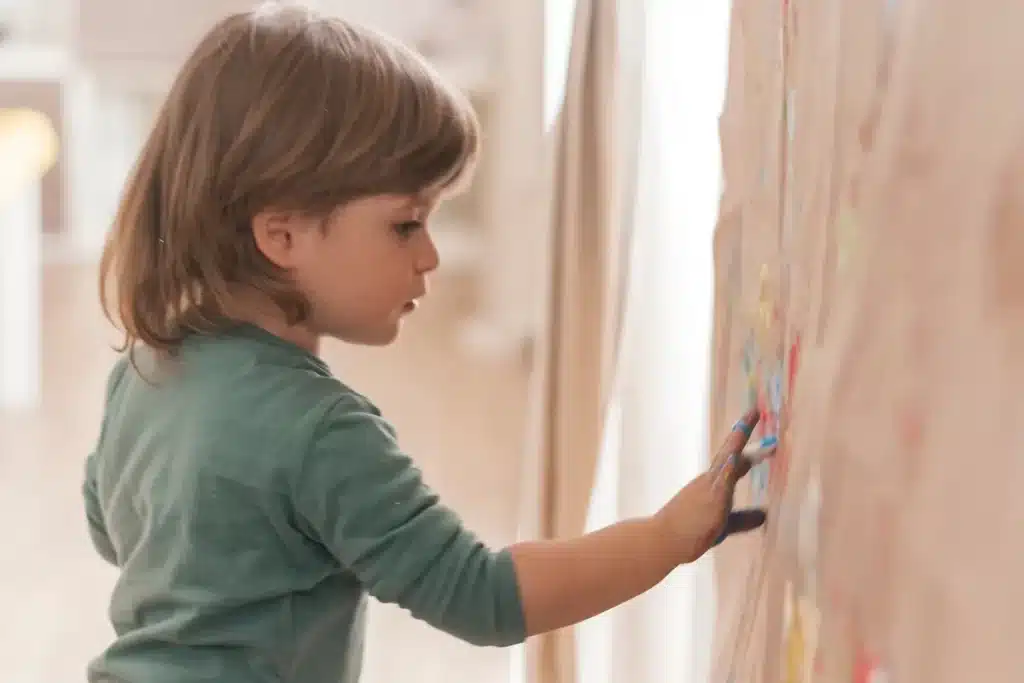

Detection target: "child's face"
[254, 193, 441, 346]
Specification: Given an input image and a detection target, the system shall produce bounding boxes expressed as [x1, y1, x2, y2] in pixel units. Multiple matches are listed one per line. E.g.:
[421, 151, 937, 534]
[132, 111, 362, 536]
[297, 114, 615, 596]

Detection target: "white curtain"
[543, 0, 578, 129]
[577, 2, 733, 683]
[517, 0, 624, 680]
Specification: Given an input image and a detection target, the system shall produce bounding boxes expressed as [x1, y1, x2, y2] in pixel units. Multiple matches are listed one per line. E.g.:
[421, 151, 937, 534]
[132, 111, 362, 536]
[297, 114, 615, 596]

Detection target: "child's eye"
[393, 221, 423, 238]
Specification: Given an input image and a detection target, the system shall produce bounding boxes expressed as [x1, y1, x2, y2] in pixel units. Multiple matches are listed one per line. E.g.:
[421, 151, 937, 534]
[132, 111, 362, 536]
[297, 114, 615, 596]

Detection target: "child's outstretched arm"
[297, 396, 768, 646]
[508, 409, 767, 635]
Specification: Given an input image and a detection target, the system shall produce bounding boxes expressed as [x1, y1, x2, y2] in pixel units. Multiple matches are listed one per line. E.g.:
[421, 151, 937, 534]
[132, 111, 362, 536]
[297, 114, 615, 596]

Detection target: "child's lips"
[402, 290, 426, 313]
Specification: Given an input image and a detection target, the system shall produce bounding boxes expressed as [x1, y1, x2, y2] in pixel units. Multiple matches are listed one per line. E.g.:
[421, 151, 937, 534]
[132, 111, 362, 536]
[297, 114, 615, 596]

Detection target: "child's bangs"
[370, 76, 480, 199]
[390, 118, 479, 198]
[316, 30, 481, 201]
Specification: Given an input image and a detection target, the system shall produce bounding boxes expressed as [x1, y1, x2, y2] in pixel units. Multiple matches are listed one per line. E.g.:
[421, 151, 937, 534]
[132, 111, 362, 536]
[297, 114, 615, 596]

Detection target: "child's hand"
[653, 409, 774, 564]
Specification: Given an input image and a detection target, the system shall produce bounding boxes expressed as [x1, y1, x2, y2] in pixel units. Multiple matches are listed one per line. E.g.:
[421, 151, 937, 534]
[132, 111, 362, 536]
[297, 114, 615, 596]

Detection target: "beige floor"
[0, 261, 528, 683]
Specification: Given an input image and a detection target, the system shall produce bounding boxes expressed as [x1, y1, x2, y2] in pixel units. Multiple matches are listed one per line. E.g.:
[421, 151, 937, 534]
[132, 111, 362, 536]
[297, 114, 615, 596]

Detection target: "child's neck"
[226, 291, 321, 356]
[249, 314, 321, 356]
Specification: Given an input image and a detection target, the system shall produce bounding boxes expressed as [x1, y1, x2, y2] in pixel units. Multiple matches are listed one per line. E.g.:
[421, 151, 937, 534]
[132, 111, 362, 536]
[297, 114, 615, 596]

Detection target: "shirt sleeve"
[84, 452, 118, 565]
[293, 394, 526, 647]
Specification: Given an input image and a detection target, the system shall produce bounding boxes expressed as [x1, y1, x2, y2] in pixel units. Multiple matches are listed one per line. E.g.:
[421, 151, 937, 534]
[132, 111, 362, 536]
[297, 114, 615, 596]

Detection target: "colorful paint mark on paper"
[899, 403, 924, 449]
[766, 362, 784, 436]
[751, 461, 770, 505]
[757, 264, 779, 335]
[772, 335, 801, 490]
[740, 333, 770, 504]
[740, 332, 761, 413]
[837, 208, 859, 273]
[738, 269, 802, 505]
[853, 648, 890, 683]
[782, 582, 822, 683]
[787, 335, 801, 395]
[783, 606, 806, 683]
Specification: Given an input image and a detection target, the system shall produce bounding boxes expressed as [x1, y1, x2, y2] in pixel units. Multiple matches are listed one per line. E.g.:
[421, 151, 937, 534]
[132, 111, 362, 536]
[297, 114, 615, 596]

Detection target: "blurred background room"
[0, 1, 732, 682]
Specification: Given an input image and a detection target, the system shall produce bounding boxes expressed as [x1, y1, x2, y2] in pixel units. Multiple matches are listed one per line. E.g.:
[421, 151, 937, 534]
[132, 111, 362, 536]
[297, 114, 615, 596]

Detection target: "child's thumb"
[712, 508, 768, 546]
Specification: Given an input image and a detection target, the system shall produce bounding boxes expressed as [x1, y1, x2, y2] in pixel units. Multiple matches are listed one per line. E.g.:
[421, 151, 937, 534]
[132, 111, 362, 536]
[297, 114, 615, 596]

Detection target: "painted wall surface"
[709, 1, 1024, 682]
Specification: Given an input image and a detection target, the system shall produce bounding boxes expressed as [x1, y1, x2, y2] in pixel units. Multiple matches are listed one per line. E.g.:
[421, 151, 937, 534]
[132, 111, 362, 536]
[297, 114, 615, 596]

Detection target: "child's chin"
[328, 314, 407, 347]
[352, 322, 403, 347]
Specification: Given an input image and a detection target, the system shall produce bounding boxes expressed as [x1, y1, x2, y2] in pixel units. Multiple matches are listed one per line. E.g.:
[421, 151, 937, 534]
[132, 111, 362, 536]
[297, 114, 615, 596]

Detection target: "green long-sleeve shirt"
[82, 323, 525, 683]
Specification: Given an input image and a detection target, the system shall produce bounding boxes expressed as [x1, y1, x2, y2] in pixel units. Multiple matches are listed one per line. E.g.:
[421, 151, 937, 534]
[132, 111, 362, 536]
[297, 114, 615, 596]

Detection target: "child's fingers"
[712, 452, 740, 492]
[711, 446, 767, 491]
[710, 408, 761, 474]
[726, 407, 760, 452]
[742, 435, 778, 466]
[712, 433, 777, 494]
[722, 436, 778, 483]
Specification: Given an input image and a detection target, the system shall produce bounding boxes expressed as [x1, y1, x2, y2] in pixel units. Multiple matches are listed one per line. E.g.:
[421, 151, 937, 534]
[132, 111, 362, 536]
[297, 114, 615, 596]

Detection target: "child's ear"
[252, 210, 312, 268]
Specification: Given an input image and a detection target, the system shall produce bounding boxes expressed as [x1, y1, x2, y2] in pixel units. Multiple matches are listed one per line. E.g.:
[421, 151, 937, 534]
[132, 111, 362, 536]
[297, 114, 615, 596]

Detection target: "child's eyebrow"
[385, 194, 426, 209]
[398, 195, 438, 217]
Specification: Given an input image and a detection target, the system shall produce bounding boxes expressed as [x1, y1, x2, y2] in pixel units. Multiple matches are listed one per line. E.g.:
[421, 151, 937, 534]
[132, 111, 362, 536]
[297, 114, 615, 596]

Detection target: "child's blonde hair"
[99, 3, 480, 354]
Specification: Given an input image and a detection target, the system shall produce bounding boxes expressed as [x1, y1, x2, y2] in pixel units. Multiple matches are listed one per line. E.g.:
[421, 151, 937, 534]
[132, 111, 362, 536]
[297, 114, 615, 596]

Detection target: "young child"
[83, 5, 772, 682]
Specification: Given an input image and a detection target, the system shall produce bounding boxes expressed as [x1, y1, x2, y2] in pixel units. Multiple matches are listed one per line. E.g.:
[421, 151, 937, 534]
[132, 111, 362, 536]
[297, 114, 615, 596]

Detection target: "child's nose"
[416, 233, 440, 274]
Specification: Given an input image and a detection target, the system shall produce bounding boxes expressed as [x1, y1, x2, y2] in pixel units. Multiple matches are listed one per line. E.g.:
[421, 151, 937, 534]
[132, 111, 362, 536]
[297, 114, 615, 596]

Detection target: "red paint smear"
[900, 406, 923, 448]
[788, 335, 801, 390]
[853, 648, 879, 683]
